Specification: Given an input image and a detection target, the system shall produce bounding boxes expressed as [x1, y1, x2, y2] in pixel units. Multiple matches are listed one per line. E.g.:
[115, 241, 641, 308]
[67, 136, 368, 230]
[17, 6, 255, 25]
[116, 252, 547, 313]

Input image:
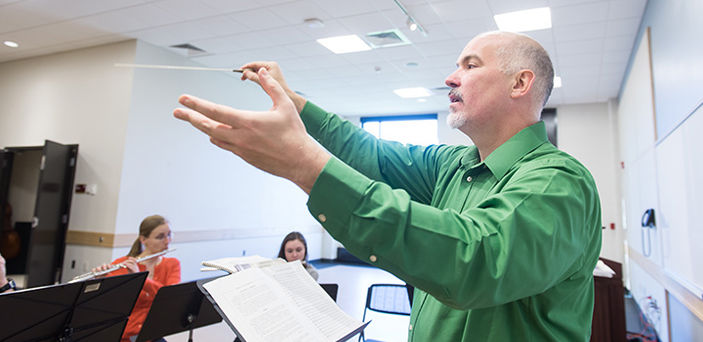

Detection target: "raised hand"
[239, 61, 307, 113]
[173, 68, 329, 193]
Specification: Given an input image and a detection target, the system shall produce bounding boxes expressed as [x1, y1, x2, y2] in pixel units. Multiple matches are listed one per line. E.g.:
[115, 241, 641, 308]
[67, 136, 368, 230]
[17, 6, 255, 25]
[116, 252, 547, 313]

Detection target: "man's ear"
[511, 69, 535, 99]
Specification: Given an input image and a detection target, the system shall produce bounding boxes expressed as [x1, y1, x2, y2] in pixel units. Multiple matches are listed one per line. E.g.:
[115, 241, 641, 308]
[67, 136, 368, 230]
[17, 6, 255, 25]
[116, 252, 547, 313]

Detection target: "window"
[361, 114, 438, 146]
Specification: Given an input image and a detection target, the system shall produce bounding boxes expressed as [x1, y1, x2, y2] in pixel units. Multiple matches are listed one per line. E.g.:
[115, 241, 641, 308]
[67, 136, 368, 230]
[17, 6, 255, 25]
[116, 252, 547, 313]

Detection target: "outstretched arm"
[173, 68, 330, 193]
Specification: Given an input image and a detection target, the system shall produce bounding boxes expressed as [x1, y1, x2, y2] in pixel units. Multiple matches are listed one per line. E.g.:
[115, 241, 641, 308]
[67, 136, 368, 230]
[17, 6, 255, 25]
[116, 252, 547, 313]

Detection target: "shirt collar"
[460, 121, 549, 180]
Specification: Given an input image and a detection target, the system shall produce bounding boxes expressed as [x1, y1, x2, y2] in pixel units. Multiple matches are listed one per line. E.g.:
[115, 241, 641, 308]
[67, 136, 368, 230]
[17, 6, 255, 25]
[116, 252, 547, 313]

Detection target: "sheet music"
[203, 267, 326, 341]
[262, 261, 365, 340]
[202, 260, 365, 342]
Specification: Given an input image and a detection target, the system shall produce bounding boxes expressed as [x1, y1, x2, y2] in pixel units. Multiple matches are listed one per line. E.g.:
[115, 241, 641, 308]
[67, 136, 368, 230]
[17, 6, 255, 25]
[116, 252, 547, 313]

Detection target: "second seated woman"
[277, 231, 319, 281]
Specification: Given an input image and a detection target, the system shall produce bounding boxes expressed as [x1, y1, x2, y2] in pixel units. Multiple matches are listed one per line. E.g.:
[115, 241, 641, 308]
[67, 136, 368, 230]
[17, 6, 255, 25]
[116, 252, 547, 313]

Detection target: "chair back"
[320, 283, 339, 302]
[365, 283, 411, 316]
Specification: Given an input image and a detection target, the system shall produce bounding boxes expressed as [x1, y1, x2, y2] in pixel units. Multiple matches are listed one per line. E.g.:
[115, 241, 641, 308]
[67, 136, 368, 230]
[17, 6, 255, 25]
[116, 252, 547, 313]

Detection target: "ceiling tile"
[608, 0, 647, 20]
[431, 0, 492, 21]
[488, 0, 550, 15]
[152, 0, 221, 21]
[548, 0, 601, 8]
[228, 8, 287, 31]
[603, 34, 636, 52]
[556, 38, 603, 56]
[340, 49, 384, 65]
[195, 15, 250, 37]
[267, 0, 332, 25]
[132, 20, 217, 46]
[198, 0, 287, 13]
[376, 44, 424, 62]
[309, 0, 381, 18]
[338, 12, 396, 34]
[13, 0, 148, 21]
[2, 20, 112, 50]
[285, 40, 332, 57]
[551, 1, 609, 27]
[415, 39, 466, 58]
[0, 2, 60, 33]
[297, 19, 351, 39]
[602, 49, 632, 65]
[75, 3, 183, 33]
[557, 52, 602, 68]
[605, 17, 640, 37]
[553, 22, 606, 42]
[442, 18, 497, 39]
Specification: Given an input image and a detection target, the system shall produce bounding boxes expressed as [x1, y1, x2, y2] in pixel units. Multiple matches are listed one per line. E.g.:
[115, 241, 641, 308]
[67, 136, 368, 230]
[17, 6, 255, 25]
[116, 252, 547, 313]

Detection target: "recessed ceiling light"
[553, 76, 562, 88]
[304, 18, 324, 29]
[3, 41, 19, 48]
[393, 87, 432, 98]
[317, 35, 371, 54]
[494, 7, 552, 32]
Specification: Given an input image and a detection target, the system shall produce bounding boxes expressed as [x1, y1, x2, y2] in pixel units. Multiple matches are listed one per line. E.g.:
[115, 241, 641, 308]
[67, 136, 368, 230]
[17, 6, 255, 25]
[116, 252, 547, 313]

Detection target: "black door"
[0, 150, 15, 256]
[26, 141, 78, 287]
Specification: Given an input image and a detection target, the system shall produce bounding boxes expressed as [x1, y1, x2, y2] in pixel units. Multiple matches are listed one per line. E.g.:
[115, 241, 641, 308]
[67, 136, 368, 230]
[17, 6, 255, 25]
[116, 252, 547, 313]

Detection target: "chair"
[359, 283, 412, 342]
[320, 283, 339, 302]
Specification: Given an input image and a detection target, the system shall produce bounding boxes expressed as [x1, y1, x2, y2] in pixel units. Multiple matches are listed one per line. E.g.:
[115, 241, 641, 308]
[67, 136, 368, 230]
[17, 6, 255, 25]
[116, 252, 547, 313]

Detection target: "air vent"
[365, 29, 411, 48]
[169, 43, 209, 57]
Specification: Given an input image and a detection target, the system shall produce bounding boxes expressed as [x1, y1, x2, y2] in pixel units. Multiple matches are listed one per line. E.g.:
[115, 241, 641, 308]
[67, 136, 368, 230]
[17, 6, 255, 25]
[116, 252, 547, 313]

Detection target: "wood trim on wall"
[66, 227, 322, 248]
[628, 246, 703, 322]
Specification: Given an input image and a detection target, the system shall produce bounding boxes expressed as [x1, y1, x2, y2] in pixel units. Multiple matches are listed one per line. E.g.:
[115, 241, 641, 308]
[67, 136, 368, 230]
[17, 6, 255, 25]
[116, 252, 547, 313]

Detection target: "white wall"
[115, 41, 320, 235]
[557, 101, 622, 262]
[0, 40, 136, 234]
[109, 40, 324, 265]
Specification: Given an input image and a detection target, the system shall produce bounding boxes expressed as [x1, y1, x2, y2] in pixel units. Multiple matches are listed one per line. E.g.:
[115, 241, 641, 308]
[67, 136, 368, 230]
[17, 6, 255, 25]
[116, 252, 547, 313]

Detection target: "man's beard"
[447, 89, 466, 129]
[446, 110, 467, 129]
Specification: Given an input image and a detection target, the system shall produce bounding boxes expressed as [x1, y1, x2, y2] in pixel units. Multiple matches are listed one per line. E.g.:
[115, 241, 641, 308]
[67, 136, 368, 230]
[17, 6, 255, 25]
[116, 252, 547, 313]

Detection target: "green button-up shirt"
[302, 102, 602, 341]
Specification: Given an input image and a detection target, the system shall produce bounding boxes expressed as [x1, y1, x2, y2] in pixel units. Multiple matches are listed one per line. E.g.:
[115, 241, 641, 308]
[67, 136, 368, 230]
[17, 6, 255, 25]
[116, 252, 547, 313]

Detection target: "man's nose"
[445, 71, 460, 88]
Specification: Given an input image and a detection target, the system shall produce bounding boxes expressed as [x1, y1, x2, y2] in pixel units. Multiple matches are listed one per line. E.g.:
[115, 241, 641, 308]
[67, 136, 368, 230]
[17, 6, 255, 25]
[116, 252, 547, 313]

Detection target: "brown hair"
[127, 215, 167, 257]
[277, 231, 308, 261]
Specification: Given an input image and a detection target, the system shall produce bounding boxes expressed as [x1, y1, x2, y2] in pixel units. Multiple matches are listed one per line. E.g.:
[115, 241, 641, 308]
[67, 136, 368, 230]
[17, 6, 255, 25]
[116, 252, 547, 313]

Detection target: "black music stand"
[136, 278, 223, 342]
[0, 272, 147, 342]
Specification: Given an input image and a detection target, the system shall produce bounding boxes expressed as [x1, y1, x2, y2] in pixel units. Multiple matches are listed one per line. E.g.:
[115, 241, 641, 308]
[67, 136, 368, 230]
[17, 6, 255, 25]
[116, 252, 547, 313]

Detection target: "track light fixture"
[406, 17, 418, 31]
[393, 0, 427, 36]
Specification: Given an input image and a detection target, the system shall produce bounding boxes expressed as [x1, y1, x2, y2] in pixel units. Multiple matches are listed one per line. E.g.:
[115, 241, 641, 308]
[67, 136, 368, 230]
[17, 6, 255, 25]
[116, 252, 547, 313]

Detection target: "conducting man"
[174, 31, 602, 341]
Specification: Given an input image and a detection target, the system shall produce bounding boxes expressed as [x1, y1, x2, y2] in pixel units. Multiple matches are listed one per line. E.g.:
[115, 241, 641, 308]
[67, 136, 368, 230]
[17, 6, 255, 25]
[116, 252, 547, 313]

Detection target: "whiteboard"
[656, 106, 703, 299]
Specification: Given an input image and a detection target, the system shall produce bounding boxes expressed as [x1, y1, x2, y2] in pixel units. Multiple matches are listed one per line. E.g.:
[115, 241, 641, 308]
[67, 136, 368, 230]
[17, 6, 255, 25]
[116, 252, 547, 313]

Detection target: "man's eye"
[467, 64, 477, 69]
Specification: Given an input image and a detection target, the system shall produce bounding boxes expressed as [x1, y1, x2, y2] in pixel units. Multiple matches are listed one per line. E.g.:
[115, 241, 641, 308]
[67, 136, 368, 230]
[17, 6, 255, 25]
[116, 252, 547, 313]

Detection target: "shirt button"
[369, 255, 377, 262]
[318, 214, 327, 222]
[466, 176, 472, 182]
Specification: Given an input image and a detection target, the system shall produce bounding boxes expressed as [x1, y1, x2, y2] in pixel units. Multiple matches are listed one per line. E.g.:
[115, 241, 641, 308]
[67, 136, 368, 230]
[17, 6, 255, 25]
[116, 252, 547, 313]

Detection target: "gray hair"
[481, 31, 555, 107]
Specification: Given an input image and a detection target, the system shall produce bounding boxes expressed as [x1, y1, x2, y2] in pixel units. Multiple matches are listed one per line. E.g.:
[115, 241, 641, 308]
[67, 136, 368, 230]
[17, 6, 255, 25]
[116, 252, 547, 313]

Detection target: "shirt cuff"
[300, 101, 329, 137]
[307, 157, 372, 235]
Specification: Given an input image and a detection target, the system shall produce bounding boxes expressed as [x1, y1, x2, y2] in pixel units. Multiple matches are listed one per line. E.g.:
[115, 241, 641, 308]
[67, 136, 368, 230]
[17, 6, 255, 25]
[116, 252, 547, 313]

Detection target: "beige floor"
[164, 262, 410, 342]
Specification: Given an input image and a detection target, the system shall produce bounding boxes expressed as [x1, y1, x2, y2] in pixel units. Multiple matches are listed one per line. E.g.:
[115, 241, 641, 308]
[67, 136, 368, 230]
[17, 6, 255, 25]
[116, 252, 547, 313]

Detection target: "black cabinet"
[0, 140, 78, 287]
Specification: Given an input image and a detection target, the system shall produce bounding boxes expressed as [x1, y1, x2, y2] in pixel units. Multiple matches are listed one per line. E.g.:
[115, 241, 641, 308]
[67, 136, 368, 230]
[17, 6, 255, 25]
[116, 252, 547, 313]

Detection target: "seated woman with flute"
[91, 214, 180, 342]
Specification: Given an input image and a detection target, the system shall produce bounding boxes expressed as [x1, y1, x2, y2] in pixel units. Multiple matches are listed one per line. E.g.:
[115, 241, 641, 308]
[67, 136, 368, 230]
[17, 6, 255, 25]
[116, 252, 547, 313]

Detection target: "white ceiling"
[0, 0, 647, 115]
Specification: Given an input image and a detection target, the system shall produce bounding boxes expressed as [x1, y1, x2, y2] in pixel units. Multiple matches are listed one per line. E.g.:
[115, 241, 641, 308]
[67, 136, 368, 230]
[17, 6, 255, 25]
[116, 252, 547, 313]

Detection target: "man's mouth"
[449, 90, 462, 103]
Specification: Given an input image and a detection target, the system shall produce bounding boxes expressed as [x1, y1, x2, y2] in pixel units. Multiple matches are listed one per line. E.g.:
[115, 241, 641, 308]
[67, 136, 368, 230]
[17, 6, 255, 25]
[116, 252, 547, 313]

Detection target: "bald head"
[476, 31, 554, 108]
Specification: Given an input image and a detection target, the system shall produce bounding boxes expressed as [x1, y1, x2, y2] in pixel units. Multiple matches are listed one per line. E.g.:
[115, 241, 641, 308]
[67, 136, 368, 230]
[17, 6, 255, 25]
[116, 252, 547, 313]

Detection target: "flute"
[69, 249, 175, 283]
